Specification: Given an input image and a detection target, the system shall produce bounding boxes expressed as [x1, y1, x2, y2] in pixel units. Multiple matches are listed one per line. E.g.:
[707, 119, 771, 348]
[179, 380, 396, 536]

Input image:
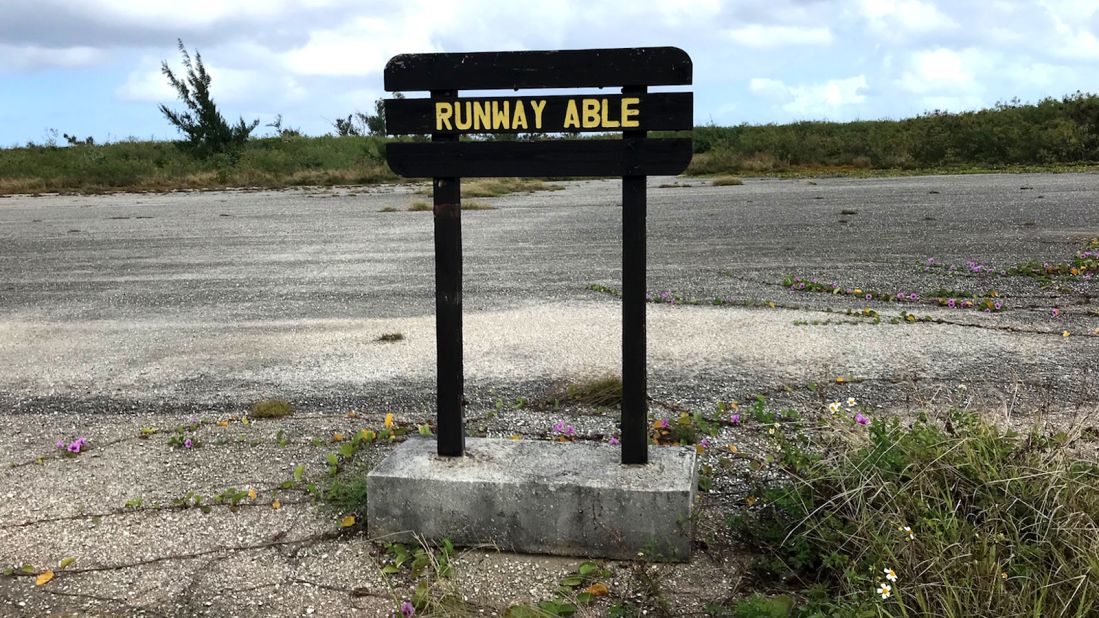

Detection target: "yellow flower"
[247, 487, 257, 500]
[1000, 571, 1008, 580]
[884, 567, 897, 582]
[836, 376, 846, 384]
[1062, 330, 1070, 338]
[359, 428, 376, 442]
[852, 288, 863, 295]
[877, 583, 892, 599]
[384, 412, 394, 429]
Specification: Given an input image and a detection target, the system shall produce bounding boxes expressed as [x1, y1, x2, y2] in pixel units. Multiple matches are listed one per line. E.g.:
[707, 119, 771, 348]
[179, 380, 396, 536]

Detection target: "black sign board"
[383, 47, 693, 465]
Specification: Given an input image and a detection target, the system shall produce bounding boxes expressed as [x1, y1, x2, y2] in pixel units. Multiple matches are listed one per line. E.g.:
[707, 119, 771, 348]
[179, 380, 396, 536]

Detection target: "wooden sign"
[383, 47, 693, 465]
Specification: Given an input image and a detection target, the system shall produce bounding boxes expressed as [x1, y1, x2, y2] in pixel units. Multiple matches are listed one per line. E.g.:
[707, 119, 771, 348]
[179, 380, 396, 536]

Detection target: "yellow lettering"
[600, 98, 620, 128]
[512, 100, 528, 130]
[454, 101, 472, 130]
[435, 102, 453, 131]
[563, 100, 580, 128]
[473, 100, 491, 131]
[492, 100, 510, 130]
[529, 99, 547, 130]
[582, 99, 600, 128]
[621, 97, 640, 128]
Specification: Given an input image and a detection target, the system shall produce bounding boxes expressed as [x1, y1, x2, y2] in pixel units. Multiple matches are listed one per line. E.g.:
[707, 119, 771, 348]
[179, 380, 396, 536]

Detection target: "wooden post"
[621, 85, 648, 465]
[432, 89, 465, 457]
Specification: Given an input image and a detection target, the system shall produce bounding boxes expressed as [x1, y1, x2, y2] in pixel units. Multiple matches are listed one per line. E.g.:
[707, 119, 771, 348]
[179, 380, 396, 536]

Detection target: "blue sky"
[2, 0, 1099, 147]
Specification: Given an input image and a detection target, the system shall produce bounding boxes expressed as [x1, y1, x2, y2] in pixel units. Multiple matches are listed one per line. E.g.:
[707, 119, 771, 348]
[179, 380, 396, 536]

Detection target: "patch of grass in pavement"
[461, 200, 495, 210]
[407, 201, 432, 212]
[710, 175, 744, 186]
[461, 177, 562, 197]
[536, 375, 624, 409]
[250, 399, 293, 418]
[376, 332, 405, 342]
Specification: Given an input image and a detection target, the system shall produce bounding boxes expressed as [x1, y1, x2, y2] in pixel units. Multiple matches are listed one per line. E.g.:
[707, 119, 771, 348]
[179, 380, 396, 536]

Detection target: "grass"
[726, 408, 1099, 616]
[376, 332, 404, 342]
[711, 175, 744, 186]
[460, 178, 562, 197]
[536, 375, 624, 409]
[0, 135, 396, 195]
[250, 399, 293, 418]
[379, 206, 399, 213]
[461, 200, 494, 210]
[407, 201, 432, 212]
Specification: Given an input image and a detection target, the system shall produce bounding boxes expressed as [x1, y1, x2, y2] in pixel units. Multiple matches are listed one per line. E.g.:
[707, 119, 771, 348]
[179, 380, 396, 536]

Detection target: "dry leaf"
[340, 515, 356, 528]
[35, 570, 54, 586]
[727, 444, 738, 453]
[217, 420, 229, 428]
[271, 499, 282, 510]
[582, 582, 609, 597]
[509, 434, 522, 440]
[331, 433, 345, 443]
[346, 410, 358, 418]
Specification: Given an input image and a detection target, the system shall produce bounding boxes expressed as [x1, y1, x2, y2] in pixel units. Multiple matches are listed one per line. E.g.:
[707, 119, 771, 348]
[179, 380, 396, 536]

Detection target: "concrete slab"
[366, 437, 698, 561]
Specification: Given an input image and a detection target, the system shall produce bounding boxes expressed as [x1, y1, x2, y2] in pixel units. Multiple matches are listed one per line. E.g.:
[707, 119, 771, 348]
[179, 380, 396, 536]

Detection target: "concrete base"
[366, 437, 698, 561]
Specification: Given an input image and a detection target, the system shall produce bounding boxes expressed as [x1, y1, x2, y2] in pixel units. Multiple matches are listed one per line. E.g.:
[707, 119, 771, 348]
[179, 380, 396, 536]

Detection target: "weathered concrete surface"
[367, 437, 698, 561]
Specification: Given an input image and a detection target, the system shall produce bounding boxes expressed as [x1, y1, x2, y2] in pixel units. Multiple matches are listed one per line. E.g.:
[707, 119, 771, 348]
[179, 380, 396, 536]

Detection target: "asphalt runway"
[1, 173, 1097, 416]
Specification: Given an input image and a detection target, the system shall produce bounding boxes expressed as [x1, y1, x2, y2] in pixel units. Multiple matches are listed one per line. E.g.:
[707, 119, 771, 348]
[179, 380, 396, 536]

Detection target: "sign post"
[383, 47, 693, 465]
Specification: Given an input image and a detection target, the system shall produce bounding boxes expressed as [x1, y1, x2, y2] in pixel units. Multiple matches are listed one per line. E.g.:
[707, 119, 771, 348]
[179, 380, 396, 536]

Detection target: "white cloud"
[281, 15, 441, 77]
[860, 0, 957, 35]
[0, 44, 104, 72]
[728, 24, 833, 48]
[898, 48, 972, 94]
[749, 75, 869, 117]
[116, 55, 268, 104]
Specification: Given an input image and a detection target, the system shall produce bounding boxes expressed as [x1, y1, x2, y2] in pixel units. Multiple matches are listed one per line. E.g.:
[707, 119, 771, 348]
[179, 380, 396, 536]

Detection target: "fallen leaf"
[582, 582, 609, 597]
[271, 499, 282, 510]
[727, 444, 738, 453]
[331, 433, 345, 443]
[746, 496, 758, 506]
[217, 420, 229, 428]
[509, 434, 522, 440]
[340, 515, 356, 528]
[835, 376, 846, 383]
[695, 444, 705, 454]
[58, 557, 75, 570]
[346, 410, 358, 418]
[35, 570, 54, 586]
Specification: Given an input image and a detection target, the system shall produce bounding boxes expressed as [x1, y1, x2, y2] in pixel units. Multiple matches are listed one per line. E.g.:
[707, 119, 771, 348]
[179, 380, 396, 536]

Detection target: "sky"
[2, 0, 1099, 147]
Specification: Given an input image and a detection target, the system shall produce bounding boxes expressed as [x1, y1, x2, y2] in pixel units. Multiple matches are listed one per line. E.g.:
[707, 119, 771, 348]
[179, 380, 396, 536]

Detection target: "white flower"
[899, 525, 915, 541]
[828, 401, 842, 414]
[877, 583, 892, 599]
[884, 567, 897, 582]
[846, 397, 857, 407]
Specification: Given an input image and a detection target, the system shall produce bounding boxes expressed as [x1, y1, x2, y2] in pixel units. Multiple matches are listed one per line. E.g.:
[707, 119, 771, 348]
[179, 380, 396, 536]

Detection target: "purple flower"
[994, 301, 1003, 310]
[659, 418, 669, 429]
[184, 438, 193, 449]
[947, 298, 956, 308]
[645, 292, 653, 301]
[609, 436, 620, 446]
[552, 421, 564, 433]
[565, 425, 575, 437]
[67, 441, 81, 454]
[865, 294, 873, 301]
[797, 282, 805, 289]
[401, 601, 415, 617]
[855, 413, 870, 426]
[55, 439, 64, 449]
[909, 293, 919, 301]
[75, 437, 86, 447]
[729, 413, 741, 425]
[1051, 307, 1061, 318]
[896, 292, 904, 300]
[699, 437, 712, 449]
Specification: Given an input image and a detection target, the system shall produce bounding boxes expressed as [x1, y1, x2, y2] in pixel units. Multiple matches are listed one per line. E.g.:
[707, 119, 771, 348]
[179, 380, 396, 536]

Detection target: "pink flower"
[565, 425, 575, 437]
[54, 439, 64, 449]
[947, 298, 956, 309]
[729, 413, 741, 425]
[699, 437, 712, 449]
[184, 438, 193, 449]
[401, 600, 415, 617]
[67, 441, 81, 453]
[659, 418, 669, 429]
[609, 436, 620, 446]
[1051, 307, 1061, 318]
[854, 413, 870, 426]
[552, 421, 564, 433]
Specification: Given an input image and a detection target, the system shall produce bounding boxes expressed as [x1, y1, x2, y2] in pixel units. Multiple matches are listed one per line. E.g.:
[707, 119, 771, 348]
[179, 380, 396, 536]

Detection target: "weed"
[251, 399, 292, 418]
[461, 200, 495, 210]
[376, 332, 405, 342]
[461, 178, 562, 197]
[379, 206, 399, 213]
[408, 201, 432, 212]
[540, 375, 623, 408]
[711, 175, 744, 186]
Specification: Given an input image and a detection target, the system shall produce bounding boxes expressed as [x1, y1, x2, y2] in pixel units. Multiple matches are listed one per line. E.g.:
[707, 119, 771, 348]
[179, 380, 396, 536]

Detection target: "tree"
[159, 39, 259, 156]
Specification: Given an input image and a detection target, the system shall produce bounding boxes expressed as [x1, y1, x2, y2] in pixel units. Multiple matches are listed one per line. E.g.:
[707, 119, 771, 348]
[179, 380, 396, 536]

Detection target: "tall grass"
[729, 410, 1098, 616]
